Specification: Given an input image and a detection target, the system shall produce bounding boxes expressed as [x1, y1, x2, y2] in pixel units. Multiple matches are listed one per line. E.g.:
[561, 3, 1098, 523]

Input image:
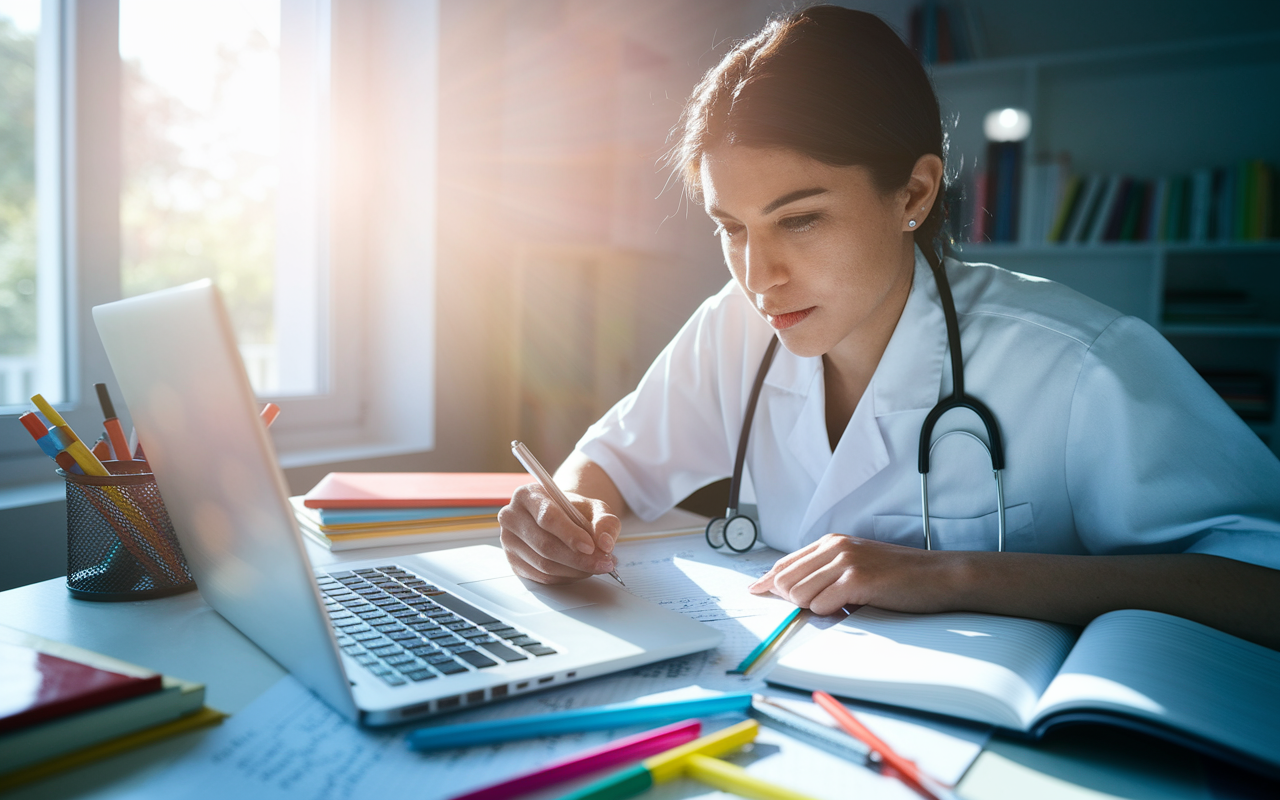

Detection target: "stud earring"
[908, 220, 917, 228]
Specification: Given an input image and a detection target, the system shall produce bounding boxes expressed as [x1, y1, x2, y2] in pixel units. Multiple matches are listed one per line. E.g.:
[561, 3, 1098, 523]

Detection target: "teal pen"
[407, 693, 754, 752]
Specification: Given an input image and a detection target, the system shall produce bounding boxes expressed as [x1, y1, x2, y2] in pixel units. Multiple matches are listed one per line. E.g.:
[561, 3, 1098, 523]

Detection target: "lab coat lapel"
[763, 344, 828, 487]
[796, 250, 948, 539]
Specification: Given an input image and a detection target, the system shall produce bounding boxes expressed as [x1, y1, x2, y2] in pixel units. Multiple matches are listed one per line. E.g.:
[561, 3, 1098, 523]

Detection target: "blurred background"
[0, 0, 1277, 589]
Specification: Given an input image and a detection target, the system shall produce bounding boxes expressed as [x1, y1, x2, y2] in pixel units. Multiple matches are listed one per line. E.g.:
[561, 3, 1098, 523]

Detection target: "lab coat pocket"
[872, 503, 1035, 551]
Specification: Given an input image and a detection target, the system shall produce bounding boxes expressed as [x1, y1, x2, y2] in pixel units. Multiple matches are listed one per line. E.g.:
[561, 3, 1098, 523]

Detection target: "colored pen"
[92, 435, 111, 461]
[510, 440, 624, 586]
[30, 394, 109, 477]
[684, 753, 823, 800]
[813, 691, 953, 800]
[408, 693, 753, 752]
[558, 719, 759, 800]
[18, 412, 83, 474]
[449, 719, 701, 800]
[260, 402, 280, 427]
[748, 695, 874, 766]
[94, 383, 132, 462]
[729, 607, 803, 675]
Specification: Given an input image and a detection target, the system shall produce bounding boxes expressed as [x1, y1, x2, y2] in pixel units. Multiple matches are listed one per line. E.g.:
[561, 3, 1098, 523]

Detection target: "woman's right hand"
[498, 483, 622, 584]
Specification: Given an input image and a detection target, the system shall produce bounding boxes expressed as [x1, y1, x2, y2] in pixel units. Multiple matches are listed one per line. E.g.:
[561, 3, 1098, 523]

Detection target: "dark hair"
[674, 5, 948, 255]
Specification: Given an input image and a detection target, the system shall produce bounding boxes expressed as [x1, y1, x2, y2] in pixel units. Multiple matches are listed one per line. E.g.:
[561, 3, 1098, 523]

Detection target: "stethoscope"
[705, 246, 1007, 553]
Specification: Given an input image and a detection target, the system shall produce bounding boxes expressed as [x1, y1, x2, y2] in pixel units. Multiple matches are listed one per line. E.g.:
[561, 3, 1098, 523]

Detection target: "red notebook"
[0, 642, 163, 733]
[302, 472, 531, 509]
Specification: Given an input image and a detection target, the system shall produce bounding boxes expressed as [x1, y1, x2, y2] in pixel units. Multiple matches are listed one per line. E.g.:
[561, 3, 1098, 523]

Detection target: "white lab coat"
[576, 248, 1280, 570]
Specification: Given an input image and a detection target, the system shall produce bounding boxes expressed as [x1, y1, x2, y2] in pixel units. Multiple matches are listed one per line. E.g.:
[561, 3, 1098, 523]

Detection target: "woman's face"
[700, 146, 917, 361]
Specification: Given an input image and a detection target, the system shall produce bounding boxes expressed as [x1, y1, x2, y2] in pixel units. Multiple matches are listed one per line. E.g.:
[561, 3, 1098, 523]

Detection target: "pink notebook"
[303, 472, 530, 509]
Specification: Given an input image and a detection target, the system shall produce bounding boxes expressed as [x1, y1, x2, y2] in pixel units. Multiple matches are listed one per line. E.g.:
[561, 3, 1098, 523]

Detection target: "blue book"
[316, 506, 502, 526]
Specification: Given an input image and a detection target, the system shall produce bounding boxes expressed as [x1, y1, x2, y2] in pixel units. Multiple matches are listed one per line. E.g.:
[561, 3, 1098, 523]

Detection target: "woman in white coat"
[497, 6, 1280, 648]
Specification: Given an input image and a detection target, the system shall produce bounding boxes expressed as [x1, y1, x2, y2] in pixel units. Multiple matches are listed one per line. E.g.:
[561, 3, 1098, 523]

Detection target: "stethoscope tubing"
[708, 246, 1007, 554]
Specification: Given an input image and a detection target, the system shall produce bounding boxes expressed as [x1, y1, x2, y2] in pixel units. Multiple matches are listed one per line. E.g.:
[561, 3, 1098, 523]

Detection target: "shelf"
[1160, 323, 1280, 339]
[929, 31, 1280, 82]
[953, 242, 1280, 258]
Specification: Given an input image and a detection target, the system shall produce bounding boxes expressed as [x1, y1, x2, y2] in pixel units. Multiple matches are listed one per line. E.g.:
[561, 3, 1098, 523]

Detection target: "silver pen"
[510, 440, 625, 586]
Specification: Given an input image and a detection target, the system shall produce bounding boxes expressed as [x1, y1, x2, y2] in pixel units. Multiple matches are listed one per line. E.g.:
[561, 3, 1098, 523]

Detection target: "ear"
[900, 154, 944, 232]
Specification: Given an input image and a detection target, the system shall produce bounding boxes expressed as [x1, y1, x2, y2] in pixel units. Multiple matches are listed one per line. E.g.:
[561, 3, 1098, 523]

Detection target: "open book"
[767, 607, 1280, 777]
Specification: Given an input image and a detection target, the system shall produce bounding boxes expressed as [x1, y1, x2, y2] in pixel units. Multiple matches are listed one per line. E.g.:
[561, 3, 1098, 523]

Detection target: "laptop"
[92, 280, 721, 726]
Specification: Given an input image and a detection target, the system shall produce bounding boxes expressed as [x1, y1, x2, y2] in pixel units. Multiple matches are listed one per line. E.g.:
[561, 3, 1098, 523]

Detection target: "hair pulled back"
[675, 5, 949, 256]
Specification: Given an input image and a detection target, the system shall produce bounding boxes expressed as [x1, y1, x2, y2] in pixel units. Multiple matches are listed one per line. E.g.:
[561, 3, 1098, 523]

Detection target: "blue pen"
[407, 692, 754, 752]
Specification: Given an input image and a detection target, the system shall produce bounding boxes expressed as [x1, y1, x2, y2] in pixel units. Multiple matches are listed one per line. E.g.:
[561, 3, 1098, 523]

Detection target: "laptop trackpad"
[458, 575, 601, 614]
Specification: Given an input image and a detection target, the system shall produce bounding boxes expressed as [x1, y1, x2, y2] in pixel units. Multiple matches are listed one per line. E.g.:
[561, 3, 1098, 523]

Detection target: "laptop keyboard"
[316, 565, 558, 687]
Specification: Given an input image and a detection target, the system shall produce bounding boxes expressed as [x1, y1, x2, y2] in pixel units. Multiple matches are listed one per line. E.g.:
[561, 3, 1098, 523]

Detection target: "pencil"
[728, 607, 802, 675]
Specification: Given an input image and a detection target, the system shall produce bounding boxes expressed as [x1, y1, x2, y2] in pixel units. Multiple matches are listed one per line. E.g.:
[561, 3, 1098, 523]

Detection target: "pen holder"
[61, 461, 196, 601]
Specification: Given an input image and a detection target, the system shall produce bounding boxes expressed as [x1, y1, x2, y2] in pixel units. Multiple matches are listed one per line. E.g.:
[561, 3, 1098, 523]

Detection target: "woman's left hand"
[748, 533, 947, 615]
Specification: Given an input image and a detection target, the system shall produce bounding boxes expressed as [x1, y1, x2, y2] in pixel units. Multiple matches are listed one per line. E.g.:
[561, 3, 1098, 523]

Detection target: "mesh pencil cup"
[60, 461, 195, 601]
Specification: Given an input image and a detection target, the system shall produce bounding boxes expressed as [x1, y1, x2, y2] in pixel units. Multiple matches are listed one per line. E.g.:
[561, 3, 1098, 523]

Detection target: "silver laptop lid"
[93, 280, 359, 721]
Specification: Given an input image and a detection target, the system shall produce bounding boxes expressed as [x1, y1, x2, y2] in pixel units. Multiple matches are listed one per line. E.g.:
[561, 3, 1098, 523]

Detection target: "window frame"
[0, 0, 439, 493]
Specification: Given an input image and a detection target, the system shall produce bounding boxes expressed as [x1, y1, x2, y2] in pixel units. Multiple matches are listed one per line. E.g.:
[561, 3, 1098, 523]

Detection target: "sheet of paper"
[128, 675, 973, 800]
[131, 533, 989, 798]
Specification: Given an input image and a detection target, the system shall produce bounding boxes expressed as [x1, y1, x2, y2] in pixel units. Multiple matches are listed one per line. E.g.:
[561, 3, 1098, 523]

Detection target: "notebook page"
[1032, 609, 1280, 769]
[769, 607, 1079, 729]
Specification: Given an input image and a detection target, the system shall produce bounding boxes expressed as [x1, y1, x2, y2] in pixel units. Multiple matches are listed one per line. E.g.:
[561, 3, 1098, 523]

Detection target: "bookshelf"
[932, 33, 1280, 454]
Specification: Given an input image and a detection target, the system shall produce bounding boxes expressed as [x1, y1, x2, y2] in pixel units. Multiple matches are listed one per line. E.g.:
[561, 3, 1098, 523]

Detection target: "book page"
[769, 607, 1079, 729]
[1032, 609, 1280, 771]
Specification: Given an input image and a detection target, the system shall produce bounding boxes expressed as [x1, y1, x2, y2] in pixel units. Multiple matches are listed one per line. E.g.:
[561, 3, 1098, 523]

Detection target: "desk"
[0, 534, 1264, 800]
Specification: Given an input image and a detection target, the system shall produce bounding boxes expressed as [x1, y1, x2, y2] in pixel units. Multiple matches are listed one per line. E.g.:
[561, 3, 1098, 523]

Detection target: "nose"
[742, 236, 787, 297]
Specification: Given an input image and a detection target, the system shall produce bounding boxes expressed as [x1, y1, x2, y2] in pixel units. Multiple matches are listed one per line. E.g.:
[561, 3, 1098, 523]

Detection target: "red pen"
[94, 383, 133, 462]
[813, 691, 951, 800]
[18, 412, 83, 474]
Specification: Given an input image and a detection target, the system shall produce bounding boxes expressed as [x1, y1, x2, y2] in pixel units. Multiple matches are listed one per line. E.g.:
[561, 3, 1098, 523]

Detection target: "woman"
[497, 6, 1280, 648]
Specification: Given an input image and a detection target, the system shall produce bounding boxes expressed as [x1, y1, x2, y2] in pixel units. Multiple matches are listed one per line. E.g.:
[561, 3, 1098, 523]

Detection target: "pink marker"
[449, 719, 701, 800]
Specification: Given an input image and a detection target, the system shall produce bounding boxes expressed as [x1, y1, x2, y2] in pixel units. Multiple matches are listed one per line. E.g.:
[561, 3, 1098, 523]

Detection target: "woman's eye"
[779, 213, 820, 233]
[714, 222, 745, 238]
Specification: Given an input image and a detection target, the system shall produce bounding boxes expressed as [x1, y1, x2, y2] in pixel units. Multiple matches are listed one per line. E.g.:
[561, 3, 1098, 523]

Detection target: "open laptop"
[92, 280, 721, 726]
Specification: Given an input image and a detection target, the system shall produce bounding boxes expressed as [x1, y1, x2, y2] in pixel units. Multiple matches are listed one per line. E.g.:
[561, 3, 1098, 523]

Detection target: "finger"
[498, 499, 611, 576]
[515, 485, 597, 555]
[587, 502, 622, 553]
[768, 545, 835, 598]
[784, 560, 851, 610]
[748, 542, 820, 593]
[499, 526, 595, 583]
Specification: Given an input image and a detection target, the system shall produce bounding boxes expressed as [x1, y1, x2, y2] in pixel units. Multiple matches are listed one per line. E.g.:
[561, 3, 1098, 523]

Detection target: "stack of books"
[293, 472, 531, 551]
[0, 625, 221, 791]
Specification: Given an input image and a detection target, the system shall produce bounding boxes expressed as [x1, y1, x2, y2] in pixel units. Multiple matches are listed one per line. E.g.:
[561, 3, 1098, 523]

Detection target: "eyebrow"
[762, 187, 828, 215]
[708, 187, 830, 220]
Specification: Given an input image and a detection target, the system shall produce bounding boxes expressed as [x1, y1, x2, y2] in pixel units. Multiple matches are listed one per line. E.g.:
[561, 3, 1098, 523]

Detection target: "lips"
[766, 307, 815, 330]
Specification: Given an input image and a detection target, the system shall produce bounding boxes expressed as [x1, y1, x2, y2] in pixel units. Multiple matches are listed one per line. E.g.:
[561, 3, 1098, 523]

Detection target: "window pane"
[0, 1, 54, 408]
[120, 0, 325, 396]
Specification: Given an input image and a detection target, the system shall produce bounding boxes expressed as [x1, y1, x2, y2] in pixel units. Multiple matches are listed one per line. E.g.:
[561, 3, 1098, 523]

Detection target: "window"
[120, 0, 327, 397]
[0, 0, 437, 492]
[0, 0, 62, 411]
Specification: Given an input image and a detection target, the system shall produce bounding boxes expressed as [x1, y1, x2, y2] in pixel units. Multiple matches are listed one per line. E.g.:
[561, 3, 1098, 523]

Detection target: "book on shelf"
[1197, 370, 1273, 421]
[767, 607, 1280, 779]
[0, 625, 220, 787]
[908, 0, 985, 65]
[955, 157, 1278, 246]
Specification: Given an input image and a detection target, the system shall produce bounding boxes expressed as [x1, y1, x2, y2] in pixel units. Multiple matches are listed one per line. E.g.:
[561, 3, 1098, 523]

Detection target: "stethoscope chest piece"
[705, 513, 758, 552]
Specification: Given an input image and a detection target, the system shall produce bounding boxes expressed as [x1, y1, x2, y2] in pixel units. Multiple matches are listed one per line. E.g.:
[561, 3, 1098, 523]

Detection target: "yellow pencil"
[684, 753, 824, 800]
[31, 394, 109, 477]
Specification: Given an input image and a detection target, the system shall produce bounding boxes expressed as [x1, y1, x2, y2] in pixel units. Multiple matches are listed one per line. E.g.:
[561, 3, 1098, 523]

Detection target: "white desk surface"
[0, 533, 1257, 800]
